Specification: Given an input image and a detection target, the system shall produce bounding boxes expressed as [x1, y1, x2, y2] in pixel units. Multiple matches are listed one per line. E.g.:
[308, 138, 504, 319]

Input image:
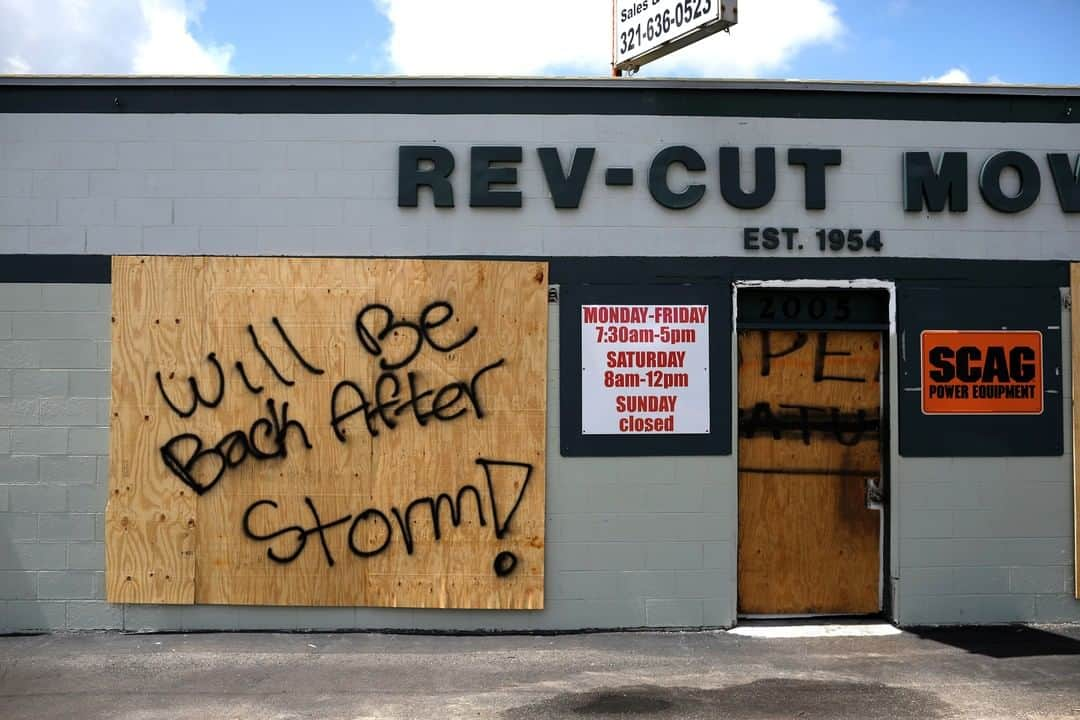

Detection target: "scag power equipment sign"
[921, 331, 1043, 415]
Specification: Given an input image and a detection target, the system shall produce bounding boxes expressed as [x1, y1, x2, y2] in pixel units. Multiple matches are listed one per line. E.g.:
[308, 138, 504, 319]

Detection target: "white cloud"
[133, 0, 233, 74]
[0, 0, 232, 74]
[375, 0, 844, 78]
[921, 67, 972, 83]
[4, 55, 30, 73]
[920, 68, 1006, 85]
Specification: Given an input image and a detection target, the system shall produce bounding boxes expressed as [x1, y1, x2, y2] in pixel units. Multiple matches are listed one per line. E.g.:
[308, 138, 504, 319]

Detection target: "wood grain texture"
[106, 256, 204, 603]
[737, 329, 882, 615]
[107, 257, 547, 609]
[1073, 265, 1080, 600]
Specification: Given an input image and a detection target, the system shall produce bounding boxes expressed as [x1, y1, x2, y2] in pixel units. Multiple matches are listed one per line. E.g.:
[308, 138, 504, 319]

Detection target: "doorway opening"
[734, 283, 892, 617]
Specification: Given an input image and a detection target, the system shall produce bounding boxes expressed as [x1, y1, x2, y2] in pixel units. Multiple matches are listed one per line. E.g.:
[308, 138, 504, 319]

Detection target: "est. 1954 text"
[743, 227, 884, 253]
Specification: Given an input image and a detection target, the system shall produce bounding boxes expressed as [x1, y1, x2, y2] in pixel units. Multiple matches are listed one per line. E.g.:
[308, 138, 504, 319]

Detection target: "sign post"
[613, 0, 738, 74]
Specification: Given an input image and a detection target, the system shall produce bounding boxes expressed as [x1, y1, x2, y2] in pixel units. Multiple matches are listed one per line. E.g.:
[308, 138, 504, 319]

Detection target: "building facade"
[0, 77, 1077, 632]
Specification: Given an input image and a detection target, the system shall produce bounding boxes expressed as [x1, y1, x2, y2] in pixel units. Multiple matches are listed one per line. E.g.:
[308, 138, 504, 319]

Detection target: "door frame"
[732, 278, 898, 622]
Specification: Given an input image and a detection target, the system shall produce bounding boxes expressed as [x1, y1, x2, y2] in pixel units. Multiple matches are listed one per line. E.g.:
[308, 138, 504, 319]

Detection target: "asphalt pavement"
[2, 623, 1079, 719]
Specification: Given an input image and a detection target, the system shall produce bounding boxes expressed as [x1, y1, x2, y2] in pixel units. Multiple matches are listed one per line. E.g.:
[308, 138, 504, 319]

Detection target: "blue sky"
[1, 0, 1077, 84]
[789, 0, 1079, 85]
[199, 2, 395, 76]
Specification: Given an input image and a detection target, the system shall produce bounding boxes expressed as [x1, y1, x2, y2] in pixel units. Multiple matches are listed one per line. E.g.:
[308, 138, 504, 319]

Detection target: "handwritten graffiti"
[750, 330, 870, 383]
[356, 301, 478, 371]
[330, 359, 505, 440]
[159, 397, 312, 496]
[152, 297, 531, 579]
[272, 317, 325, 376]
[331, 301, 506, 441]
[241, 497, 353, 566]
[755, 331, 807, 377]
[242, 458, 532, 577]
[155, 352, 225, 418]
[235, 360, 264, 395]
[155, 317, 322, 415]
[246, 324, 295, 387]
[738, 402, 880, 446]
[739, 329, 881, 448]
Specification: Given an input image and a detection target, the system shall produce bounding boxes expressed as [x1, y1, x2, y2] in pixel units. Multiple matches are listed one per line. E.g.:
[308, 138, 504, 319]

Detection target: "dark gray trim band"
[0, 255, 110, 284]
[0, 80, 1076, 123]
[0, 256, 1068, 287]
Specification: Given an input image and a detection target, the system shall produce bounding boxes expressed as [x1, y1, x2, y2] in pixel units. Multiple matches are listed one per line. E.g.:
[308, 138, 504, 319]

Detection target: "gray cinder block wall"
[0, 283, 115, 631]
[1, 299, 740, 632]
[1, 100, 1078, 631]
[1, 285, 1077, 631]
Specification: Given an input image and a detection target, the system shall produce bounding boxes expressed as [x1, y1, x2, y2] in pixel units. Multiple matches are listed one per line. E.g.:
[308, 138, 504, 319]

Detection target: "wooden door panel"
[738, 473, 880, 614]
[737, 329, 882, 615]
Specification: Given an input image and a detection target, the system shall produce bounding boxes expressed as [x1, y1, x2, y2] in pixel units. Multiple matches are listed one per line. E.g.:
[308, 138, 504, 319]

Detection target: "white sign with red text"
[581, 304, 709, 434]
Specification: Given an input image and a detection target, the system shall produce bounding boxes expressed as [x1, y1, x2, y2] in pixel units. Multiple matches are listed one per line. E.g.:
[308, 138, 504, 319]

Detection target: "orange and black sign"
[921, 330, 1043, 415]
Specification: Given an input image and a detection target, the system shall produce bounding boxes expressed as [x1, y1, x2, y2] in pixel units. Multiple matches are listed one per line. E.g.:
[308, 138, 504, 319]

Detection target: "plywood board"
[107, 257, 547, 609]
[737, 329, 882, 615]
[1073, 265, 1080, 600]
[106, 257, 206, 604]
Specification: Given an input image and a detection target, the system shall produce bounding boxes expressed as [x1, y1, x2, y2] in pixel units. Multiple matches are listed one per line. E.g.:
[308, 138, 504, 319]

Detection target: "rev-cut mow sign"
[106, 257, 547, 609]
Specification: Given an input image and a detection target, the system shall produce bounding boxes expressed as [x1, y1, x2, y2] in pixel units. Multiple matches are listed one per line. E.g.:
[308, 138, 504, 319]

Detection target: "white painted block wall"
[0, 282, 1076, 630]
[0, 109, 1077, 630]
[0, 113, 1078, 259]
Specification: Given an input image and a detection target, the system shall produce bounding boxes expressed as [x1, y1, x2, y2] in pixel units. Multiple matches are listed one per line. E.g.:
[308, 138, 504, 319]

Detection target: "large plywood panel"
[737, 329, 882, 615]
[107, 257, 547, 609]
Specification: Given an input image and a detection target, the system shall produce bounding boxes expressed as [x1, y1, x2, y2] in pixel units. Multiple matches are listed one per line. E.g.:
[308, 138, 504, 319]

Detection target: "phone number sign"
[581, 304, 710, 434]
[613, 0, 738, 71]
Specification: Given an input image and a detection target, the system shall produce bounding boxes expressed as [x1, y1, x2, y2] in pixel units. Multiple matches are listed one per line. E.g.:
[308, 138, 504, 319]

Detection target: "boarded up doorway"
[736, 289, 887, 616]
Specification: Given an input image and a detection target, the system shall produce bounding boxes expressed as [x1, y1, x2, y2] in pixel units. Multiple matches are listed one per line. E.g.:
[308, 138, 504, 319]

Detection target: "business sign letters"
[921, 330, 1043, 415]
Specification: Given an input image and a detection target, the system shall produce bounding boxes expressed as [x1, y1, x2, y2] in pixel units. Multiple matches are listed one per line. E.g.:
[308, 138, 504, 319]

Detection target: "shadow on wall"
[908, 625, 1080, 658]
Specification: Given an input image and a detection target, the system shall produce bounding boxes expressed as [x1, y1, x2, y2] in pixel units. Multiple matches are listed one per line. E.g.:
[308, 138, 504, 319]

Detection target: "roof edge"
[1, 75, 1078, 97]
